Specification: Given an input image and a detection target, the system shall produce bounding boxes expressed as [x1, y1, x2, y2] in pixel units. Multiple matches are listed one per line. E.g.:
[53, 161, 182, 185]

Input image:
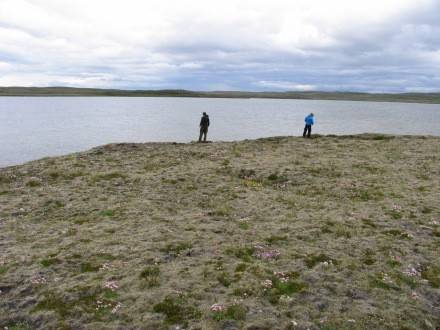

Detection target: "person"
[303, 113, 314, 138]
[199, 112, 210, 142]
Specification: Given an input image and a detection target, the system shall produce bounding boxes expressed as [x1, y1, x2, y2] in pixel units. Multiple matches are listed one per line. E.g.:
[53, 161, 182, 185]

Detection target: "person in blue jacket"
[303, 113, 314, 138]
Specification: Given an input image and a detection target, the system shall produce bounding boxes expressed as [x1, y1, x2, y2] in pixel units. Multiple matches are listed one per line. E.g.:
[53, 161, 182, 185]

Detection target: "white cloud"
[256, 81, 316, 91]
[0, 0, 439, 91]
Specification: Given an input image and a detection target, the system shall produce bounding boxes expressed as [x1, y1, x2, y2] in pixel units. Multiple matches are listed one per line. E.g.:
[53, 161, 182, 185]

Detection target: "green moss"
[212, 205, 232, 217]
[394, 273, 418, 289]
[362, 249, 376, 265]
[384, 229, 412, 239]
[213, 304, 247, 321]
[265, 235, 288, 244]
[225, 246, 254, 262]
[234, 263, 247, 273]
[8, 322, 30, 330]
[40, 257, 61, 267]
[266, 173, 288, 184]
[265, 275, 308, 304]
[421, 265, 440, 288]
[217, 272, 232, 287]
[92, 171, 126, 182]
[140, 266, 160, 287]
[160, 242, 192, 255]
[232, 287, 254, 297]
[369, 274, 400, 291]
[33, 293, 72, 317]
[99, 210, 115, 217]
[26, 179, 41, 187]
[153, 295, 201, 324]
[0, 265, 8, 275]
[304, 253, 334, 268]
[387, 210, 402, 220]
[80, 262, 99, 273]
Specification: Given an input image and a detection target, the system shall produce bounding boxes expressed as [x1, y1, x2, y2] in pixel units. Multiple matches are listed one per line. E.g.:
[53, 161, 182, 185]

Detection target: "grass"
[25, 179, 41, 187]
[1, 135, 439, 329]
[40, 257, 61, 267]
[160, 242, 192, 255]
[140, 266, 161, 287]
[304, 253, 335, 268]
[98, 210, 115, 217]
[153, 295, 201, 325]
[91, 171, 126, 182]
[225, 246, 255, 262]
[212, 304, 247, 321]
[421, 265, 440, 288]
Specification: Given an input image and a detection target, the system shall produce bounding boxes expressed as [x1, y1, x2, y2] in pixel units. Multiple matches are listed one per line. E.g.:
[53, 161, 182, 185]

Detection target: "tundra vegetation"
[0, 134, 439, 329]
[1, 87, 440, 104]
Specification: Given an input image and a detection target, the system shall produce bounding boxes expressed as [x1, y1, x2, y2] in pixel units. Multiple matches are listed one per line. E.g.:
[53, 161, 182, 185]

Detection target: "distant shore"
[0, 134, 439, 329]
[1, 87, 440, 104]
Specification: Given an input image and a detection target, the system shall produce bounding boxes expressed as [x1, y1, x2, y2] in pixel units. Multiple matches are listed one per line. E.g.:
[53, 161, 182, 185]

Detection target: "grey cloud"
[1, 1, 440, 91]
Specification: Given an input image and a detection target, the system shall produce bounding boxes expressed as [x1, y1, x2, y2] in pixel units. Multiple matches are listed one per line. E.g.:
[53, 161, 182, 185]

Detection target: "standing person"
[199, 112, 210, 142]
[303, 113, 314, 138]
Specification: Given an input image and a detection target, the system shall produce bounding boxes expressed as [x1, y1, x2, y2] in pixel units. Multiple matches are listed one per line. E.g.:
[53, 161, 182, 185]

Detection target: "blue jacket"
[305, 115, 314, 126]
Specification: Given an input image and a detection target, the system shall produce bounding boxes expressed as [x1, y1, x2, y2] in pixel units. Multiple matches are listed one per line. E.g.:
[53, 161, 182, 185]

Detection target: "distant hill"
[1, 86, 440, 103]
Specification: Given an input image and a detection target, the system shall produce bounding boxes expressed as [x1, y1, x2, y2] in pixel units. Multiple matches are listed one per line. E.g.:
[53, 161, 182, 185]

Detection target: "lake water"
[1, 97, 439, 167]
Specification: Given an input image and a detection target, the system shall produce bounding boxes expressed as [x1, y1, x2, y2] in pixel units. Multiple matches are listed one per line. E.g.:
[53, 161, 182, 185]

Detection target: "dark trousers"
[199, 126, 208, 142]
[303, 124, 312, 137]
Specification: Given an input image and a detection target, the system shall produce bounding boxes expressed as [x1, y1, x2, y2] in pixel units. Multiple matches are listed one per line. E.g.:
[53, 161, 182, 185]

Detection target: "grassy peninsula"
[0, 135, 439, 329]
[1, 87, 440, 104]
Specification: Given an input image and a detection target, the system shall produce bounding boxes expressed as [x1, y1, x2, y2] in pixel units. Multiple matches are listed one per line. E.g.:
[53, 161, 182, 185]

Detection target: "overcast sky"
[0, 0, 439, 92]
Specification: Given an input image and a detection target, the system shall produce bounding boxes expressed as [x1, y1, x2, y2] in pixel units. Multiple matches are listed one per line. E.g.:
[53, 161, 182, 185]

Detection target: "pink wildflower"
[403, 266, 421, 277]
[111, 302, 122, 314]
[262, 279, 273, 288]
[104, 280, 119, 291]
[99, 263, 111, 271]
[410, 291, 420, 300]
[253, 245, 280, 260]
[31, 275, 46, 285]
[274, 271, 289, 282]
[211, 303, 224, 312]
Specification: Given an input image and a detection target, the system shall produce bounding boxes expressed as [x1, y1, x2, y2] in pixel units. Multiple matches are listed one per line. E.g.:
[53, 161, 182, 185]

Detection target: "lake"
[1, 97, 439, 167]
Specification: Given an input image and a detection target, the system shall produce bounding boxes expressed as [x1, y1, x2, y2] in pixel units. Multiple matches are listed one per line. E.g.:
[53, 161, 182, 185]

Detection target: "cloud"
[0, 0, 439, 91]
[256, 81, 316, 91]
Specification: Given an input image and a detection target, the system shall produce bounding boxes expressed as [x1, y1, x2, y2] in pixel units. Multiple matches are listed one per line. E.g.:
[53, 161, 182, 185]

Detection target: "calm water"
[1, 97, 439, 167]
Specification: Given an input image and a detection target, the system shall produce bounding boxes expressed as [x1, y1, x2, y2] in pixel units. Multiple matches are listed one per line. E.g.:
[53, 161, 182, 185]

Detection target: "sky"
[0, 0, 439, 92]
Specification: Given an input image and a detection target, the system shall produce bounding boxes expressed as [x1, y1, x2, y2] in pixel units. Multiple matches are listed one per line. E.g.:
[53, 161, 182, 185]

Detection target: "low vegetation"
[1, 87, 440, 103]
[0, 134, 439, 329]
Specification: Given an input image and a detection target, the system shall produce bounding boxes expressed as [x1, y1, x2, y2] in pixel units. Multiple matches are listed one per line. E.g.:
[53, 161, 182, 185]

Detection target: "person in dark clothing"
[303, 113, 314, 138]
[199, 112, 210, 142]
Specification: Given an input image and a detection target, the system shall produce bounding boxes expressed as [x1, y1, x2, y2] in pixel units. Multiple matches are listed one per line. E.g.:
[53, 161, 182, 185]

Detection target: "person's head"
[203, 112, 207, 116]
[310, 113, 314, 117]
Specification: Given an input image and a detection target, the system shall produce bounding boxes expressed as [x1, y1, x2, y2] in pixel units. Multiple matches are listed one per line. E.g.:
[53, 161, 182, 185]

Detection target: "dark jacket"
[200, 115, 210, 128]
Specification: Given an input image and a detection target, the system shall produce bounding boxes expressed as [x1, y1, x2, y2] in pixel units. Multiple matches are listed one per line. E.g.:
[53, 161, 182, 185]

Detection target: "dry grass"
[0, 134, 439, 329]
